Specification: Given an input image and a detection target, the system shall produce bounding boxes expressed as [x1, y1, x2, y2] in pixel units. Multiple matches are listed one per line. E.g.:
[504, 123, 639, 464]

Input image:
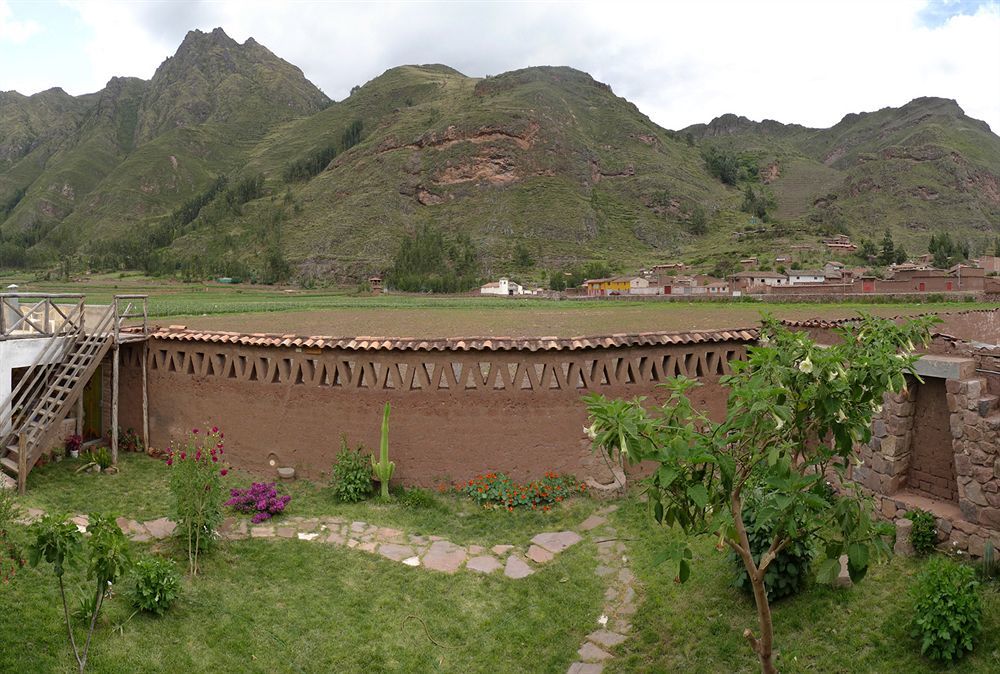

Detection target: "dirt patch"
[434, 155, 518, 186]
[760, 162, 780, 184]
[378, 121, 539, 154]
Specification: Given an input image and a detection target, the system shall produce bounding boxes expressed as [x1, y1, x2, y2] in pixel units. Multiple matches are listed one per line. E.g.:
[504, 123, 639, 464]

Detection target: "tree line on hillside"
[547, 261, 615, 291]
[386, 224, 480, 293]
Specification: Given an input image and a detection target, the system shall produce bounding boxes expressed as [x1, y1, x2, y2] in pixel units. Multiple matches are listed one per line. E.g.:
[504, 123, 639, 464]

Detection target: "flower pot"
[69, 450, 79, 459]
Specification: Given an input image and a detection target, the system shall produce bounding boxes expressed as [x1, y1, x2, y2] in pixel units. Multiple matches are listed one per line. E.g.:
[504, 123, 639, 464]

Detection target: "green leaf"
[686, 484, 709, 508]
[847, 542, 869, 570]
[816, 557, 840, 585]
[678, 558, 691, 583]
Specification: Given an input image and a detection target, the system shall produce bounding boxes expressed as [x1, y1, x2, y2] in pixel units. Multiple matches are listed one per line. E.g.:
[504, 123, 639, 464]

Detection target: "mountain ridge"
[1, 27, 997, 281]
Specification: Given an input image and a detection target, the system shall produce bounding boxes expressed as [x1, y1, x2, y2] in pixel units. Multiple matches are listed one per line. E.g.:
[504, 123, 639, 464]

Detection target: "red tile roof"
[146, 325, 760, 352]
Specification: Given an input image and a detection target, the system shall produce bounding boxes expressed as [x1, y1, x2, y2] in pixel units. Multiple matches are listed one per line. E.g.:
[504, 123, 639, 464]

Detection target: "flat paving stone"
[567, 663, 604, 674]
[504, 554, 534, 579]
[297, 532, 320, 541]
[350, 521, 367, 533]
[532, 531, 582, 554]
[376, 527, 404, 541]
[422, 540, 467, 573]
[595, 505, 618, 516]
[251, 526, 275, 538]
[325, 532, 345, 545]
[468, 544, 485, 555]
[491, 544, 513, 556]
[276, 526, 296, 539]
[359, 541, 377, 553]
[577, 642, 612, 662]
[466, 555, 503, 574]
[587, 630, 627, 649]
[618, 568, 635, 584]
[402, 556, 421, 567]
[595, 565, 616, 577]
[379, 543, 416, 562]
[526, 544, 554, 564]
[578, 515, 607, 531]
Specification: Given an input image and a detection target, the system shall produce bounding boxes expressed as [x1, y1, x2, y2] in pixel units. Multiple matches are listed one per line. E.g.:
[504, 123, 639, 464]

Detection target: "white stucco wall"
[0, 336, 72, 435]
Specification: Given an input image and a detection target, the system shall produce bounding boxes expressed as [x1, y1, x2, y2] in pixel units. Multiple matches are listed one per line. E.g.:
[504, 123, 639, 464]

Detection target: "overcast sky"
[2, 0, 998, 131]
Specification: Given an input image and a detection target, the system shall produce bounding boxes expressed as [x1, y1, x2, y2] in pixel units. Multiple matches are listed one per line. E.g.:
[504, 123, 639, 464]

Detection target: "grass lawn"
[607, 496, 1000, 673]
[5, 454, 605, 672]
[21, 454, 598, 547]
[0, 535, 602, 673]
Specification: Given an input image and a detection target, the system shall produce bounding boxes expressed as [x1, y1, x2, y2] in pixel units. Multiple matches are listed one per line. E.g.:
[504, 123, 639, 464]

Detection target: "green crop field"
[2, 273, 994, 338]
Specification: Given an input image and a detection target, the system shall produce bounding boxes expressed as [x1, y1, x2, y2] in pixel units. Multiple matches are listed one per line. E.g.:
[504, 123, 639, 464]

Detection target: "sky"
[1, 0, 998, 132]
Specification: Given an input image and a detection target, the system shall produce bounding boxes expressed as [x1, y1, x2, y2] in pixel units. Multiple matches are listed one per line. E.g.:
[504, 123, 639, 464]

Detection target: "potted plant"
[65, 434, 83, 460]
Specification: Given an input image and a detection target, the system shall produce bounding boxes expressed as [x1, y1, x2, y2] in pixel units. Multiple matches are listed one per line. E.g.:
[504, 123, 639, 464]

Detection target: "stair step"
[0, 456, 19, 475]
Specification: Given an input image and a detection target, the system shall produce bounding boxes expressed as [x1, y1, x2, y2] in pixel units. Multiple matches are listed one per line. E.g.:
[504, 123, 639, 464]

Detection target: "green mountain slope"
[1, 27, 998, 281]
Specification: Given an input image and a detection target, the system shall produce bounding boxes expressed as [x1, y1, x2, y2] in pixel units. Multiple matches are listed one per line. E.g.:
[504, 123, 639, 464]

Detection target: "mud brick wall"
[909, 379, 958, 502]
[116, 337, 748, 486]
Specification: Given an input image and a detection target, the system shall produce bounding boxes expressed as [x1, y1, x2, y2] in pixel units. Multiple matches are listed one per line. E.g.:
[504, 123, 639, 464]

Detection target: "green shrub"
[331, 438, 372, 503]
[907, 509, 938, 555]
[400, 487, 439, 510]
[911, 557, 982, 661]
[128, 556, 181, 616]
[729, 493, 815, 601]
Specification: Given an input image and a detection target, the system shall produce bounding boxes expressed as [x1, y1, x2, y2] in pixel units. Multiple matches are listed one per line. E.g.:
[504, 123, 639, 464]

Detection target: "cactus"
[371, 402, 395, 498]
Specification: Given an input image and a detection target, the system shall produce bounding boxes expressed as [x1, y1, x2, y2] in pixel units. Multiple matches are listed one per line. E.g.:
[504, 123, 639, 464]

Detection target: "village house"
[583, 277, 633, 296]
[786, 269, 826, 285]
[973, 255, 1000, 274]
[730, 270, 787, 290]
[480, 277, 525, 296]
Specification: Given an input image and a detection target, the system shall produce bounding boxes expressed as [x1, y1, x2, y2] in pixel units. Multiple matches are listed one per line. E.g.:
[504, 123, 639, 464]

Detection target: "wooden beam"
[111, 345, 119, 465]
[17, 432, 26, 496]
[142, 342, 149, 453]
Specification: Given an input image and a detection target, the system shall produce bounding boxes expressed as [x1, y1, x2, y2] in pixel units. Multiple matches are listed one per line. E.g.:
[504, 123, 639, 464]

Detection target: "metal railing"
[0, 293, 86, 340]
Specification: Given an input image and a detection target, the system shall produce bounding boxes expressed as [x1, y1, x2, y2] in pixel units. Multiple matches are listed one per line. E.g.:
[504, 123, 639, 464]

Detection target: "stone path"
[18, 507, 585, 581]
[567, 505, 638, 674]
[20, 502, 640, 670]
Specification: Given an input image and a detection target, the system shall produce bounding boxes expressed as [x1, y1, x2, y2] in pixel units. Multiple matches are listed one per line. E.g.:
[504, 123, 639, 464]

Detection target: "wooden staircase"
[0, 295, 148, 493]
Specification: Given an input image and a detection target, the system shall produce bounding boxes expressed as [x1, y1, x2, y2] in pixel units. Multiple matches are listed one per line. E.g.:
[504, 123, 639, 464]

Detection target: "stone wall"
[855, 354, 1000, 557]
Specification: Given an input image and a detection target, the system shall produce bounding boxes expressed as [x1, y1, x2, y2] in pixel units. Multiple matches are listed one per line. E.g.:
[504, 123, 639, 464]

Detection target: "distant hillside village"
[478, 241, 1000, 300]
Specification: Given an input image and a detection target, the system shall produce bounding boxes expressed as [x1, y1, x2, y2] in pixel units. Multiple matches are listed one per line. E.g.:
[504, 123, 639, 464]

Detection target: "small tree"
[29, 513, 131, 673]
[584, 314, 936, 673]
[879, 229, 896, 265]
[167, 428, 229, 575]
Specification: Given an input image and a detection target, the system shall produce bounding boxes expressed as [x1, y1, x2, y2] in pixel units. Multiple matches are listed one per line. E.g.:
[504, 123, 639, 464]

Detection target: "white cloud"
[27, 0, 1000, 131]
[0, 0, 41, 43]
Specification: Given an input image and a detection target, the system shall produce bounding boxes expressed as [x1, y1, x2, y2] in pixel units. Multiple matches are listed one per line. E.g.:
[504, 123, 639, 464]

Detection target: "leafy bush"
[128, 556, 181, 616]
[167, 427, 229, 575]
[116, 427, 144, 453]
[458, 472, 587, 511]
[400, 488, 440, 510]
[911, 557, 982, 661]
[331, 439, 372, 503]
[728, 494, 816, 601]
[907, 509, 938, 555]
[225, 483, 291, 523]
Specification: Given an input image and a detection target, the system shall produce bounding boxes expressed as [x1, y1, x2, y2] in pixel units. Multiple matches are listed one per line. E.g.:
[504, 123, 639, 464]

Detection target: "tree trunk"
[58, 576, 81, 668]
[731, 489, 778, 674]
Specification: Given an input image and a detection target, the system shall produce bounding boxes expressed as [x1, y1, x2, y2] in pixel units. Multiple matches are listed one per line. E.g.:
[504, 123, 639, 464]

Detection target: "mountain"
[1, 28, 998, 282]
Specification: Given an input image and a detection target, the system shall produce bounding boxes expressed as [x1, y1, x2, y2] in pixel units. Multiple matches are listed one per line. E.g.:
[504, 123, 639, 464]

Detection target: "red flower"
[180, 452, 186, 460]
[211, 426, 219, 434]
[220, 468, 228, 476]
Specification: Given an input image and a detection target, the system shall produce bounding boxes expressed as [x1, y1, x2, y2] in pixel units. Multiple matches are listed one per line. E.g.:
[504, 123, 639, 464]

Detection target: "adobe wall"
[115, 338, 746, 486]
